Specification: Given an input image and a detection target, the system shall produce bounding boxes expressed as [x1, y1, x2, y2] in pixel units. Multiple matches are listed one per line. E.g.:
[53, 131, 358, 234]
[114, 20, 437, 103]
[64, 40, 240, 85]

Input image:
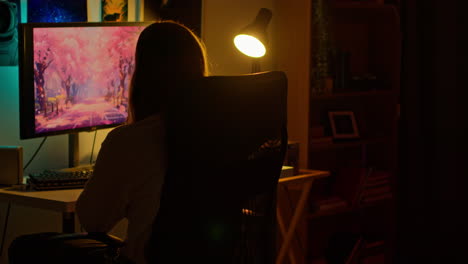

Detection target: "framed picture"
[102, 0, 128, 22]
[28, 0, 88, 22]
[328, 111, 360, 139]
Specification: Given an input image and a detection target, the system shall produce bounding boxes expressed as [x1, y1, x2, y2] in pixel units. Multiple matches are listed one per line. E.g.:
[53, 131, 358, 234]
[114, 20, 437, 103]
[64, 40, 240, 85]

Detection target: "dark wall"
[144, 0, 202, 36]
[397, 0, 463, 262]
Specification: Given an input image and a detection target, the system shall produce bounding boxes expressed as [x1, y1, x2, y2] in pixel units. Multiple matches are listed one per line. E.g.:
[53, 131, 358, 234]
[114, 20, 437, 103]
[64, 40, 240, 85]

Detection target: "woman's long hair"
[127, 21, 208, 123]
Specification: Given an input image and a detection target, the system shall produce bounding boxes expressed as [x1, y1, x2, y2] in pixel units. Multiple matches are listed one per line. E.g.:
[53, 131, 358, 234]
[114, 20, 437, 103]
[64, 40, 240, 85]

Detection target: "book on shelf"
[366, 171, 391, 182]
[361, 186, 392, 199]
[310, 136, 334, 145]
[361, 254, 386, 264]
[360, 192, 393, 204]
[364, 177, 390, 189]
[333, 167, 393, 208]
[359, 169, 393, 205]
[311, 196, 348, 212]
[360, 240, 386, 264]
[361, 185, 392, 198]
[365, 240, 385, 249]
[333, 167, 368, 208]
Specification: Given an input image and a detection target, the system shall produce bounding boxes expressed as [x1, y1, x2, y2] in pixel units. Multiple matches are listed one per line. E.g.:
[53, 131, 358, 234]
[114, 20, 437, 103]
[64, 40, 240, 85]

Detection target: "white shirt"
[76, 114, 166, 264]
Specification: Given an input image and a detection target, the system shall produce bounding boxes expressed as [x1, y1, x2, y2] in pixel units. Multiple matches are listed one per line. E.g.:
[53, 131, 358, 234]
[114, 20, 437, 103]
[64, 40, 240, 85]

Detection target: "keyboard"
[27, 166, 94, 190]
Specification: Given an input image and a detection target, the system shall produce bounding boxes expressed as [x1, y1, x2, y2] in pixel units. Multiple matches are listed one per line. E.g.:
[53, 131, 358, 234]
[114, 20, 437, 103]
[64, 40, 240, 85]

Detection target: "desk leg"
[62, 212, 75, 233]
[276, 180, 314, 264]
[277, 206, 297, 264]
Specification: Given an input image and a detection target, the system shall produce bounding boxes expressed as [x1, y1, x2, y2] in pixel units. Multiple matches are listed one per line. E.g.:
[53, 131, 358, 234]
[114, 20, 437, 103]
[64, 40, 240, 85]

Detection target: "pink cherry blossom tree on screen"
[33, 26, 144, 118]
[104, 26, 141, 108]
[33, 30, 55, 116]
[34, 28, 91, 115]
[51, 28, 90, 106]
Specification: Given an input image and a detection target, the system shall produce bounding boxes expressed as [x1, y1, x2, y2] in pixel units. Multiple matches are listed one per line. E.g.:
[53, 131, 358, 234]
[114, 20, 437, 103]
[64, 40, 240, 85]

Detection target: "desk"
[0, 168, 330, 261]
[0, 188, 81, 233]
[276, 169, 330, 264]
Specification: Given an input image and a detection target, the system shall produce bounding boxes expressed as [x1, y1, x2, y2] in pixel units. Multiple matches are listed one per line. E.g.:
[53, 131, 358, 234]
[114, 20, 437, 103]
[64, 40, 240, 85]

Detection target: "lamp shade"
[234, 8, 272, 58]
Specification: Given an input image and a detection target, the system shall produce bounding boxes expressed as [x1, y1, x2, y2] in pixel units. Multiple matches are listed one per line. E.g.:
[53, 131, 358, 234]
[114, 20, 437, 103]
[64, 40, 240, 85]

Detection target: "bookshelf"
[306, 1, 401, 263]
[310, 89, 396, 100]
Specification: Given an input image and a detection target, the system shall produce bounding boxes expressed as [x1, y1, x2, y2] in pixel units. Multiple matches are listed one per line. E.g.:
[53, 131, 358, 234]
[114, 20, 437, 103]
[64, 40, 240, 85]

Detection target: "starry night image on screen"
[32, 26, 146, 134]
[28, 0, 87, 22]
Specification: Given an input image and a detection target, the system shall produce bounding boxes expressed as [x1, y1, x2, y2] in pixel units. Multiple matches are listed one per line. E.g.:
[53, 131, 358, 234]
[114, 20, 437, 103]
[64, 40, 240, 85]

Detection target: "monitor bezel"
[19, 22, 151, 139]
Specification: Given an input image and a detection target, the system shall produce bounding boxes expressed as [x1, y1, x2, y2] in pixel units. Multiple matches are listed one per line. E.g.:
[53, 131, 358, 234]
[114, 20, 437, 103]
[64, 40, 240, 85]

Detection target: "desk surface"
[0, 169, 329, 214]
[278, 169, 329, 184]
[0, 187, 81, 213]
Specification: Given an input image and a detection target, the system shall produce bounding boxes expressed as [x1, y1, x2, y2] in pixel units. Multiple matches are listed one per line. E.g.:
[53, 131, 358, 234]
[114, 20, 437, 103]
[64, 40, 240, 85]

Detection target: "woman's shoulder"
[106, 114, 164, 142]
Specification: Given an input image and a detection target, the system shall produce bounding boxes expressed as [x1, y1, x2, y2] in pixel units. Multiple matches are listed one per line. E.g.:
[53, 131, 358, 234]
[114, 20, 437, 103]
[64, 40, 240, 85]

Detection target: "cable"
[89, 130, 98, 164]
[23, 136, 47, 171]
[0, 202, 11, 257]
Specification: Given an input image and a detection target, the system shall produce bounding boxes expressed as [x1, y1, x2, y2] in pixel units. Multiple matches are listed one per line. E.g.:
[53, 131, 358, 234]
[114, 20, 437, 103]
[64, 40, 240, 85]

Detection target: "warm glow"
[234, 34, 266, 58]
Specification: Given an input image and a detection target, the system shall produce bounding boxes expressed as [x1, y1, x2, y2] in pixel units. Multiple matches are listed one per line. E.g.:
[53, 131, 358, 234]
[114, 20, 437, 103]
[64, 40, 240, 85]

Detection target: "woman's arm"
[76, 130, 132, 233]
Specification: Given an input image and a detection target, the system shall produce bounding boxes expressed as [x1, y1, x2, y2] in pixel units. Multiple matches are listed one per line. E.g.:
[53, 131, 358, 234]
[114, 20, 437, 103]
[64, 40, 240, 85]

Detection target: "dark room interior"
[0, 0, 462, 263]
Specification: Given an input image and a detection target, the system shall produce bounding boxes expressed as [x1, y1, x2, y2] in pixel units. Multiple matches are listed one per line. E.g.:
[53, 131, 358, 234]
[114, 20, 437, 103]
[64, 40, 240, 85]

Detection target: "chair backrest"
[145, 71, 288, 264]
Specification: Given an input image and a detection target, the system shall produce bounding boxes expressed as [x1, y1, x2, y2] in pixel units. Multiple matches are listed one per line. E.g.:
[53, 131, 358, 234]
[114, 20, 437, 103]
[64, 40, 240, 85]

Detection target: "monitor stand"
[68, 133, 80, 168]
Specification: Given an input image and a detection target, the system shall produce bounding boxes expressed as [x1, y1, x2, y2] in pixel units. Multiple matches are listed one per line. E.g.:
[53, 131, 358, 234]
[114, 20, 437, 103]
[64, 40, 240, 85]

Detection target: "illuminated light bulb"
[234, 34, 266, 58]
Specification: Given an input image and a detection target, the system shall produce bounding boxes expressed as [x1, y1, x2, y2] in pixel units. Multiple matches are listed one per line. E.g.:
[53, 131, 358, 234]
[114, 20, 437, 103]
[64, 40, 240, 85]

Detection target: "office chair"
[145, 70, 288, 264]
[8, 71, 288, 264]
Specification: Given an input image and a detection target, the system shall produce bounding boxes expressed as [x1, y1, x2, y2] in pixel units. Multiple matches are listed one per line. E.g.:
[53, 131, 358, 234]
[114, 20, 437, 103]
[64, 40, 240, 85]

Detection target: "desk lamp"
[234, 8, 272, 73]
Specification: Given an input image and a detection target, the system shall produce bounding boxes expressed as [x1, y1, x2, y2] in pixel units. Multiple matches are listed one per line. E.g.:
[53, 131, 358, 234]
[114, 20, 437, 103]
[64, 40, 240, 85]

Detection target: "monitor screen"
[19, 22, 149, 139]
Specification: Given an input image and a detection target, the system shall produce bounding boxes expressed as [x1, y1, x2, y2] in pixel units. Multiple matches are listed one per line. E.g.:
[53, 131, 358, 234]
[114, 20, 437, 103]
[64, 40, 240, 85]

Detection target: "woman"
[76, 21, 208, 264]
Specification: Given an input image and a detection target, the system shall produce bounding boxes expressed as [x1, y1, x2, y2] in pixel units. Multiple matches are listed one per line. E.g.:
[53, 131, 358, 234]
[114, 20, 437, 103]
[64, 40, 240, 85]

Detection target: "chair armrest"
[40, 232, 125, 248]
[86, 232, 125, 248]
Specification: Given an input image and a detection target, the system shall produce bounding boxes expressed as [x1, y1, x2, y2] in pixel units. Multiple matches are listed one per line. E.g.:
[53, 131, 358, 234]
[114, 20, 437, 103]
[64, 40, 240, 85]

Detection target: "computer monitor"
[19, 22, 150, 139]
